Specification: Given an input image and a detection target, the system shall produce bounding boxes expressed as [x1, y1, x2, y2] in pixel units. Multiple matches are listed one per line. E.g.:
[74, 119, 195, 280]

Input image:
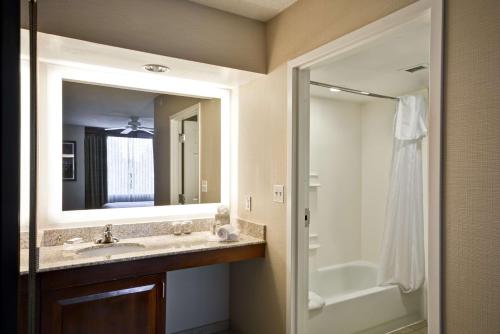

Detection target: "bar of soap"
[65, 237, 83, 244]
[63, 237, 84, 251]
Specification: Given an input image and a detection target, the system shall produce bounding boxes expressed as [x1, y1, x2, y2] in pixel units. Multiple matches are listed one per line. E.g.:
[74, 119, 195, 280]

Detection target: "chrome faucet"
[96, 224, 119, 244]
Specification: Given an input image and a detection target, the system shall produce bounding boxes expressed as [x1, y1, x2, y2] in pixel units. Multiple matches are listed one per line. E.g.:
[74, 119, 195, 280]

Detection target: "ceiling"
[310, 14, 431, 103]
[63, 82, 159, 129]
[189, 0, 297, 21]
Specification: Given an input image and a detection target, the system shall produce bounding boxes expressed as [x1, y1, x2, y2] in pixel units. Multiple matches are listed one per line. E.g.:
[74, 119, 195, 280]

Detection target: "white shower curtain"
[377, 94, 427, 293]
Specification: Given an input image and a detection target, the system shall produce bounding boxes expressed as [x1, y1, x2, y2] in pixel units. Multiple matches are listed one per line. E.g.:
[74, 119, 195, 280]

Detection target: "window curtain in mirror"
[84, 128, 108, 209]
[106, 136, 154, 203]
[377, 94, 427, 293]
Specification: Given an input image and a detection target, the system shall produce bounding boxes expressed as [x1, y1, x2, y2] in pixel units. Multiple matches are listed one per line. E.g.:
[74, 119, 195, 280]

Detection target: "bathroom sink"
[76, 242, 145, 258]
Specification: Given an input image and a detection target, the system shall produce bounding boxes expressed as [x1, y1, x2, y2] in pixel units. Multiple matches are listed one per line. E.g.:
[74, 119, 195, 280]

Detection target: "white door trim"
[170, 103, 200, 204]
[285, 1, 443, 333]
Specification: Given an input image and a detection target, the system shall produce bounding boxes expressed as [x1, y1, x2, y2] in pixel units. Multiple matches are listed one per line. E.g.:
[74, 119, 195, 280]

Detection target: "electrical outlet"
[201, 180, 208, 193]
[245, 195, 252, 211]
[273, 185, 285, 203]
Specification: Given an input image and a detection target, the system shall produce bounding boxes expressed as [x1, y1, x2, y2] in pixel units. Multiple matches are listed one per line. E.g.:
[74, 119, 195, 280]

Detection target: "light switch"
[245, 195, 252, 211]
[273, 185, 285, 203]
[201, 180, 208, 192]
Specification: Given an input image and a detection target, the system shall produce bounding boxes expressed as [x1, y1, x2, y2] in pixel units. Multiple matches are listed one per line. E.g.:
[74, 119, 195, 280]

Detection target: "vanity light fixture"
[143, 64, 170, 73]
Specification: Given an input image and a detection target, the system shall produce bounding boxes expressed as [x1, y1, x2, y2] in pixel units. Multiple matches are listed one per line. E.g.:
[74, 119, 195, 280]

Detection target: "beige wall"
[153, 95, 201, 205]
[231, 64, 288, 334]
[443, 0, 500, 332]
[21, 0, 266, 73]
[154, 95, 221, 205]
[266, 0, 417, 71]
[199, 99, 221, 203]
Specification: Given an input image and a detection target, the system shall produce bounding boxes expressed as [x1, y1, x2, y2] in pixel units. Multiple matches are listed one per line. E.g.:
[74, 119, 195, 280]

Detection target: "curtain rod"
[310, 81, 399, 101]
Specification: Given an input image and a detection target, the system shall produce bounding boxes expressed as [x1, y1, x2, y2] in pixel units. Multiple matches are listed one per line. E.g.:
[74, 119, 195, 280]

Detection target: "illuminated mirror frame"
[36, 61, 230, 228]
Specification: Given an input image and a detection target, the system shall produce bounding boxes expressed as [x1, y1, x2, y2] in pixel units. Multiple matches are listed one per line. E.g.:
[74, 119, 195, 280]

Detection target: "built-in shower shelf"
[309, 243, 320, 250]
[309, 172, 320, 188]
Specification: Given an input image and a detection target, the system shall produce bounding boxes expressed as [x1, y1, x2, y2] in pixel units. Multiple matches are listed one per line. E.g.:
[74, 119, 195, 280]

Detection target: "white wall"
[360, 100, 396, 263]
[311, 96, 428, 276]
[309, 97, 362, 267]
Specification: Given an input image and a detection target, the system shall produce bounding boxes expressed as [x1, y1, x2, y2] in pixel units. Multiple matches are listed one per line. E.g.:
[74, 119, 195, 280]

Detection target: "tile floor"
[218, 320, 428, 334]
[388, 320, 428, 334]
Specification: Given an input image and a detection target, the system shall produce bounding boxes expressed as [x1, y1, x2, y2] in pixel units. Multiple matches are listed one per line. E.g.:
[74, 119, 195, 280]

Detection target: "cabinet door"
[41, 274, 165, 334]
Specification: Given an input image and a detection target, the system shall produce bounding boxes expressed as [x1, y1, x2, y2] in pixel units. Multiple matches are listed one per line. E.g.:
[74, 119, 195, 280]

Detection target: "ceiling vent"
[401, 64, 428, 73]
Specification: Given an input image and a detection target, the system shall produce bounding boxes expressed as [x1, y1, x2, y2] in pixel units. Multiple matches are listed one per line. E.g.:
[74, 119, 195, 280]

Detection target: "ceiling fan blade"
[105, 127, 125, 131]
[139, 129, 154, 135]
[121, 128, 133, 134]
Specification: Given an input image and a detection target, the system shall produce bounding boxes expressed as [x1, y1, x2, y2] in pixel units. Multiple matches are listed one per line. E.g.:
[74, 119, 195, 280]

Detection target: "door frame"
[1, 0, 21, 332]
[285, 1, 444, 333]
[169, 103, 200, 205]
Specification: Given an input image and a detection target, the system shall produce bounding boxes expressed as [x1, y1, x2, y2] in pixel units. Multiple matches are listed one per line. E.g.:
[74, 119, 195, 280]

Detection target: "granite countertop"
[19, 219, 266, 274]
[20, 231, 265, 274]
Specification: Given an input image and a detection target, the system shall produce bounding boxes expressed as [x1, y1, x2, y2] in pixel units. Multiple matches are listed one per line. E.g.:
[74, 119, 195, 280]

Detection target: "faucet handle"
[104, 224, 113, 232]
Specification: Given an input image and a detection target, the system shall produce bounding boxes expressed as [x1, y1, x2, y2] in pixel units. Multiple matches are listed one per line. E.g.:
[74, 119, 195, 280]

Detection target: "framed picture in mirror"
[62, 141, 76, 181]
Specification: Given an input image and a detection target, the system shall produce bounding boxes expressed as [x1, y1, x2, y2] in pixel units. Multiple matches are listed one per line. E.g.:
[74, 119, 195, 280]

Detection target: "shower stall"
[307, 91, 429, 333]
[298, 12, 434, 334]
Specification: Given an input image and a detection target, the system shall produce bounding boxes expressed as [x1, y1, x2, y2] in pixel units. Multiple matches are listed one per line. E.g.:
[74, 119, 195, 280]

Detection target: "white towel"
[217, 224, 239, 241]
[394, 94, 427, 140]
[217, 205, 230, 215]
[308, 291, 325, 311]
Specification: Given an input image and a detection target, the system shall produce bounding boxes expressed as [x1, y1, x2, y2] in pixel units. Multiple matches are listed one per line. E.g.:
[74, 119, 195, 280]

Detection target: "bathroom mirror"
[23, 30, 238, 226]
[62, 81, 221, 211]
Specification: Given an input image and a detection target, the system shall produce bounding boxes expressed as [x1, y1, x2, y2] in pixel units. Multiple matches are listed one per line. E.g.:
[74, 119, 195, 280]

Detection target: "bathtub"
[307, 261, 422, 334]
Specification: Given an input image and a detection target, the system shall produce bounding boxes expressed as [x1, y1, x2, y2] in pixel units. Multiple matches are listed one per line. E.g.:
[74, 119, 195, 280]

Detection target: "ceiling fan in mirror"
[105, 116, 154, 135]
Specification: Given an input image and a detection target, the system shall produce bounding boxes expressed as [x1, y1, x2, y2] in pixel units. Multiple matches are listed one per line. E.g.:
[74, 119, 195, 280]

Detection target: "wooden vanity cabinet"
[18, 243, 265, 333]
[40, 273, 165, 334]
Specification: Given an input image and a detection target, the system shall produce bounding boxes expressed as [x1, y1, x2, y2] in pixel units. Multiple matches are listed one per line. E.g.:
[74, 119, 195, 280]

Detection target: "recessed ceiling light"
[329, 87, 341, 92]
[359, 91, 370, 95]
[143, 64, 170, 73]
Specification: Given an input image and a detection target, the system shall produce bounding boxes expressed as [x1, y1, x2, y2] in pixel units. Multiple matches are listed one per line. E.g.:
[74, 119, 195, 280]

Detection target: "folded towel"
[217, 224, 239, 242]
[308, 291, 325, 311]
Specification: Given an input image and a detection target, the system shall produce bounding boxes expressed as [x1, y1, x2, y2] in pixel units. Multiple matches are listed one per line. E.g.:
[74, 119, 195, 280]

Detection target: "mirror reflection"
[62, 81, 221, 210]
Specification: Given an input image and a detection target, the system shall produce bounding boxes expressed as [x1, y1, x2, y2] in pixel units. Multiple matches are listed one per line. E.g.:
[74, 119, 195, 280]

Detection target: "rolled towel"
[217, 224, 239, 242]
[217, 205, 230, 215]
[308, 291, 325, 311]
